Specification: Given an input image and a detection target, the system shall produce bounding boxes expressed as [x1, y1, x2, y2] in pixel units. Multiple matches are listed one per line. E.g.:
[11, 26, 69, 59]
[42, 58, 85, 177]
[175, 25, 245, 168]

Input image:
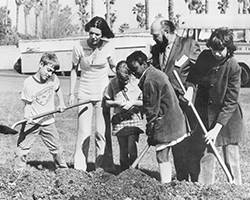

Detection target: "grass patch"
[1, 88, 250, 183]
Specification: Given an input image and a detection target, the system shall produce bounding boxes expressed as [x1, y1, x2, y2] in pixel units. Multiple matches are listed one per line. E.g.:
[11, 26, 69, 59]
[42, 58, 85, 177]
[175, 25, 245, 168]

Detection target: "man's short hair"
[39, 52, 60, 71]
[126, 51, 148, 67]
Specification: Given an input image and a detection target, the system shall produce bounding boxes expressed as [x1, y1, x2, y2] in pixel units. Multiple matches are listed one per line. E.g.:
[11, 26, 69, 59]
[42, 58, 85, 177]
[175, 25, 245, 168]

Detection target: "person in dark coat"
[184, 27, 246, 185]
[126, 50, 187, 183]
[150, 18, 201, 181]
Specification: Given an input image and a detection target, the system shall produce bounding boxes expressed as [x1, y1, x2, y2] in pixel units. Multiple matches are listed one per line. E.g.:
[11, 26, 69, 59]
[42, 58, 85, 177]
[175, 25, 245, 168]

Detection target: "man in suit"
[150, 18, 201, 181]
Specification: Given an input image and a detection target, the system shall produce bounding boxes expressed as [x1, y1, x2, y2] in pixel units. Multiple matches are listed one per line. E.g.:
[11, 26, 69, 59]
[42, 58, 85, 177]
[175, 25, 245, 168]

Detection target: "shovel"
[173, 70, 234, 183]
[131, 144, 150, 169]
[0, 124, 19, 135]
[9, 101, 88, 131]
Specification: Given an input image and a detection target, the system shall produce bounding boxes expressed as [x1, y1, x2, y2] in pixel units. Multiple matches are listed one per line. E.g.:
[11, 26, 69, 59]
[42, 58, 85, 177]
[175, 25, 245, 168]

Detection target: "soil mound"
[1, 167, 250, 200]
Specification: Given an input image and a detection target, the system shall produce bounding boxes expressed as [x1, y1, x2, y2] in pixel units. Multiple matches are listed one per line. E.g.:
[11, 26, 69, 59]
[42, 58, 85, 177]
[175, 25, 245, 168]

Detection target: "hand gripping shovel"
[173, 70, 234, 183]
[11, 101, 88, 130]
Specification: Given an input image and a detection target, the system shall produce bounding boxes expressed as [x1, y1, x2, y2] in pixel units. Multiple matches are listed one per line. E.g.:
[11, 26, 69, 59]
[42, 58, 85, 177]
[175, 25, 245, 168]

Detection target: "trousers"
[74, 101, 106, 171]
[189, 139, 242, 184]
[172, 136, 191, 181]
[14, 123, 67, 171]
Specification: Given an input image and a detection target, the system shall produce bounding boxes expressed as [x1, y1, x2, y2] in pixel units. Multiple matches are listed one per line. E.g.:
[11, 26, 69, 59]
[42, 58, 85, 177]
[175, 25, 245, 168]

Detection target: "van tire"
[239, 62, 250, 88]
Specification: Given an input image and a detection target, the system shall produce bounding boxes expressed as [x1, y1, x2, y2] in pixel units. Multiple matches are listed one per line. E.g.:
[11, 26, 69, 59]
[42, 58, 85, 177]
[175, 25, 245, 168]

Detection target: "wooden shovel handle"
[131, 144, 150, 169]
[11, 101, 88, 129]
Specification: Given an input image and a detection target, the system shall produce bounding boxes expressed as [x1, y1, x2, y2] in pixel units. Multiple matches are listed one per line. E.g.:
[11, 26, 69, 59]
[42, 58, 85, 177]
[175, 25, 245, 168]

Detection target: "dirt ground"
[1, 72, 250, 199]
[1, 166, 250, 200]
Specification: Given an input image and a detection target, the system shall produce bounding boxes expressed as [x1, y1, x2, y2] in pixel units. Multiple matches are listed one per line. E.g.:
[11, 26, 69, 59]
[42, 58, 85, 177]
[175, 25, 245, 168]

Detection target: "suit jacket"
[151, 35, 201, 94]
[138, 66, 187, 144]
[186, 50, 246, 146]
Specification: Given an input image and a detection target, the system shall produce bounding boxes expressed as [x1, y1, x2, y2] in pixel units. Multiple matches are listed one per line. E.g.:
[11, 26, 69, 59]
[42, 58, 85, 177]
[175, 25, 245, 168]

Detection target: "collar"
[139, 66, 151, 81]
[167, 34, 176, 47]
[138, 65, 153, 89]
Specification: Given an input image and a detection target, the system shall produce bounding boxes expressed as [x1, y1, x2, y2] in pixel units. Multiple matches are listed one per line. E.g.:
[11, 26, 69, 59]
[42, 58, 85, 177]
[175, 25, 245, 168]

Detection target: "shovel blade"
[0, 124, 18, 135]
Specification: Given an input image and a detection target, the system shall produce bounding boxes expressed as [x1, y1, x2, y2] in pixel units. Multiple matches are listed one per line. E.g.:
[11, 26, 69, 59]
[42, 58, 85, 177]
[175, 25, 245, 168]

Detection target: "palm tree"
[237, 0, 250, 14]
[218, 0, 229, 14]
[15, 0, 23, 32]
[105, 0, 110, 26]
[23, 0, 34, 35]
[104, 0, 116, 28]
[185, 0, 205, 14]
[5, 0, 9, 25]
[39, 1, 77, 39]
[75, 0, 89, 34]
[91, 0, 94, 18]
[168, 0, 174, 21]
[109, 12, 117, 28]
[145, 0, 149, 30]
[34, 0, 42, 37]
[205, 0, 208, 14]
[119, 22, 129, 33]
[132, 2, 145, 28]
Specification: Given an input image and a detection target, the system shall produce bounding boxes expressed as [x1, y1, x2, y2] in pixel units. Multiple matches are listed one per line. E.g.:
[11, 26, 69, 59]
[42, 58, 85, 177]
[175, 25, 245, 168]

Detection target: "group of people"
[11, 15, 245, 186]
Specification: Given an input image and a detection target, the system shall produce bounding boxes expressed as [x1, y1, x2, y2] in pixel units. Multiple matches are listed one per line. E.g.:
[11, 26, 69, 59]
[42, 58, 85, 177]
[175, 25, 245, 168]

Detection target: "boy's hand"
[58, 104, 66, 113]
[68, 94, 75, 105]
[25, 117, 34, 124]
[122, 100, 134, 110]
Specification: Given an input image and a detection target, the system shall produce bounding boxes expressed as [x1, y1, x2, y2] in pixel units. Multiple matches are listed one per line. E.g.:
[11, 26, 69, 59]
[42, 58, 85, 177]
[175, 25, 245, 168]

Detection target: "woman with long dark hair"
[69, 16, 116, 171]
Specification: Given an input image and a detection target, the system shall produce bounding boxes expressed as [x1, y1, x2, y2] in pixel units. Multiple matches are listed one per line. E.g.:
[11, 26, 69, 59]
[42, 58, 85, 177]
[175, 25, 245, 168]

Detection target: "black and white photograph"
[0, 0, 250, 199]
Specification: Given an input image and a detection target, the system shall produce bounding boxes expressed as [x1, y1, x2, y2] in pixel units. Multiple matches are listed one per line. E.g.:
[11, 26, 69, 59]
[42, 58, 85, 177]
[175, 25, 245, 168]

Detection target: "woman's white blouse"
[72, 39, 116, 101]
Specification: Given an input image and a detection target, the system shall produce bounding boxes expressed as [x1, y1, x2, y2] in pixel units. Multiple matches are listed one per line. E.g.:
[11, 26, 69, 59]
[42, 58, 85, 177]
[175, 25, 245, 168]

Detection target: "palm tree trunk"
[16, 5, 19, 32]
[168, 0, 174, 21]
[242, 0, 248, 13]
[91, 0, 94, 18]
[205, 0, 208, 14]
[106, 0, 110, 26]
[145, 0, 149, 30]
[5, 0, 8, 25]
[24, 12, 27, 35]
[35, 14, 38, 37]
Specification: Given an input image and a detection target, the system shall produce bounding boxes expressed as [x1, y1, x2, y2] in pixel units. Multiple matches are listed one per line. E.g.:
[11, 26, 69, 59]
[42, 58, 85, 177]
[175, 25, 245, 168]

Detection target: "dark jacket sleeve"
[217, 61, 241, 126]
[142, 81, 161, 136]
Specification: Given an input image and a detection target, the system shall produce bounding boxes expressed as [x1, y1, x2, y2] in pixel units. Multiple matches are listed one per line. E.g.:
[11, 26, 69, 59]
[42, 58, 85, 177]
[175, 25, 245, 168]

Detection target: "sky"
[0, 0, 242, 34]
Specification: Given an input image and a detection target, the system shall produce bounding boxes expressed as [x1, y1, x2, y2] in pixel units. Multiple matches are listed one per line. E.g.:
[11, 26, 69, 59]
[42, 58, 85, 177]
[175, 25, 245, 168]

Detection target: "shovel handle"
[131, 144, 150, 169]
[173, 70, 234, 183]
[11, 101, 88, 129]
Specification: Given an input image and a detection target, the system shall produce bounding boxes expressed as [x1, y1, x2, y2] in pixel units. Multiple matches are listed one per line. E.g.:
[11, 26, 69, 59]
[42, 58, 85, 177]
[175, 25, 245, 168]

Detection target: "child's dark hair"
[85, 16, 115, 39]
[206, 27, 236, 57]
[116, 61, 131, 82]
[39, 52, 60, 70]
[126, 50, 148, 67]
